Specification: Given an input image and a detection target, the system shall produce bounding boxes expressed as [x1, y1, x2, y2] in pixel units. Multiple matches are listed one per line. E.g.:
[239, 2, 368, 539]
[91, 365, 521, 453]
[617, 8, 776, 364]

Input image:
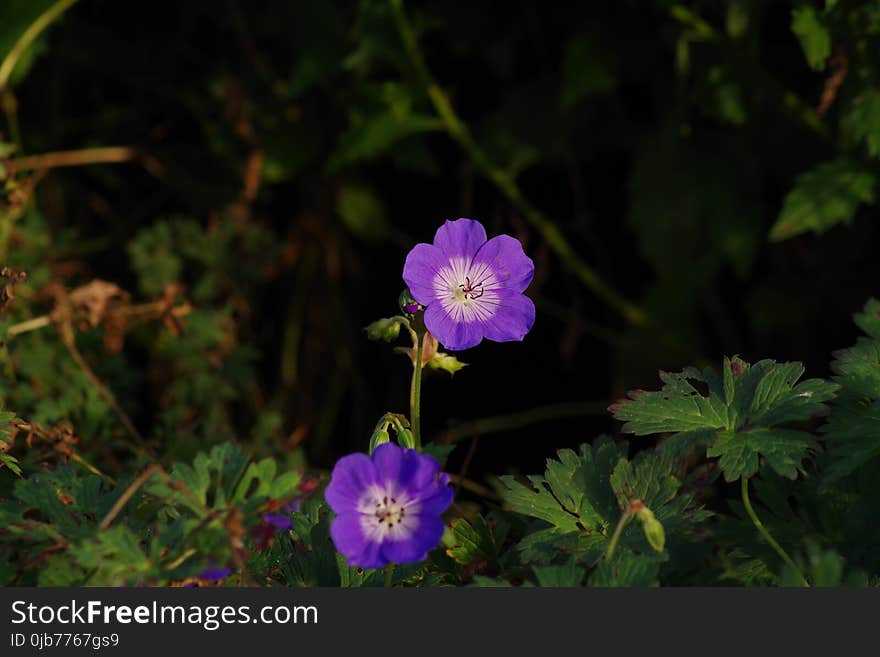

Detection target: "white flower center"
[432, 257, 500, 323]
[356, 485, 421, 542]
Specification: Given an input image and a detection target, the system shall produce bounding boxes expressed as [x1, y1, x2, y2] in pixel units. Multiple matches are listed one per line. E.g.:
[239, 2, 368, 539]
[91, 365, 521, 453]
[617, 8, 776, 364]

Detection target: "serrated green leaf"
[533, 558, 585, 586]
[843, 90, 880, 159]
[608, 368, 728, 435]
[588, 549, 659, 587]
[69, 526, 152, 585]
[446, 515, 509, 567]
[707, 428, 819, 481]
[823, 299, 880, 483]
[769, 159, 876, 241]
[613, 357, 835, 482]
[501, 441, 705, 564]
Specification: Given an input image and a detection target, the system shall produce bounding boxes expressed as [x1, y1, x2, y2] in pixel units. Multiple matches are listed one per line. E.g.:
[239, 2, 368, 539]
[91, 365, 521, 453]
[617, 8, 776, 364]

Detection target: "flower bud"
[635, 505, 666, 553]
[396, 427, 416, 449]
[399, 289, 423, 317]
[369, 428, 390, 454]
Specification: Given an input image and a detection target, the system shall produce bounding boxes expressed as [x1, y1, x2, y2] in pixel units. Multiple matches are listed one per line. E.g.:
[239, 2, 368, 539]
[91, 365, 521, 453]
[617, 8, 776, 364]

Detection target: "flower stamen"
[458, 276, 484, 300]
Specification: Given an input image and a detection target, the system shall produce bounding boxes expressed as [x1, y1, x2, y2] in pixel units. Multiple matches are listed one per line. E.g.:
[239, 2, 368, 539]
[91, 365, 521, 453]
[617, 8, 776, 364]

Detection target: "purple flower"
[403, 218, 535, 350]
[325, 442, 454, 569]
[262, 500, 302, 532]
[189, 567, 231, 585]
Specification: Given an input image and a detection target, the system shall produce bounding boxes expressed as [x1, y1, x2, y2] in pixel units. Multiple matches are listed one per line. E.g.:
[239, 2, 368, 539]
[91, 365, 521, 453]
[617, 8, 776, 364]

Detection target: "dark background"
[2, 0, 878, 484]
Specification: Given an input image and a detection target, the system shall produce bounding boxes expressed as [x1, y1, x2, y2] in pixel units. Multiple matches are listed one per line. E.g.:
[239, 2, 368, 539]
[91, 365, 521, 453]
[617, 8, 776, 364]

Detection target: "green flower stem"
[388, 0, 645, 327]
[740, 477, 810, 587]
[604, 509, 633, 562]
[384, 563, 396, 588]
[410, 330, 425, 449]
[0, 0, 80, 90]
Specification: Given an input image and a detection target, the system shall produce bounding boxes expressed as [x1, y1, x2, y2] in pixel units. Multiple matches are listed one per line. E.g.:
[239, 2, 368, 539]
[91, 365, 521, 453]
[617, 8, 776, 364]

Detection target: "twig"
[99, 464, 162, 530]
[2, 147, 137, 176]
[100, 463, 209, 530]
[6, 299, 188, 340]
[6, 315, 52, 338]
[63, 338, 145, 444]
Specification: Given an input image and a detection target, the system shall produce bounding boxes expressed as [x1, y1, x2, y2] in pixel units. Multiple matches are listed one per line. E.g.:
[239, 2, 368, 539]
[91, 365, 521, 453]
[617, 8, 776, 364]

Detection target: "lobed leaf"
[822, 299, 880, 483]
[612, 356, 836, 482]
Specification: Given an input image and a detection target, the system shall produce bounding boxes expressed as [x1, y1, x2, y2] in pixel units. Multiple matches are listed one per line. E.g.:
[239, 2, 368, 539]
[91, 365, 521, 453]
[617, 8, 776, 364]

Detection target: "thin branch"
[2, 146, 137, 175]
[6, 315, 52, 338]
[100, 463, 209, 530]
[99, 464, 162, 530]
[63, 337, 145, 444]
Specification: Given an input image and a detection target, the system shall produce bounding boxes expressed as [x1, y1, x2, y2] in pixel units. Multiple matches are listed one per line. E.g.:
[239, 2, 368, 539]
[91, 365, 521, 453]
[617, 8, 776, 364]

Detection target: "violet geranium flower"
[325, 442, 453, 569]
[403, 218, 535, 350]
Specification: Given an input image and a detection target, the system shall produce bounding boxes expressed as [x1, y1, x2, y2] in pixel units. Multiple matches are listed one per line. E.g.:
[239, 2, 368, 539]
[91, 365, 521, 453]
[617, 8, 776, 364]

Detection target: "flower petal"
[330, 513, 371, 562]
[470, 234, 534, 293]
[433, 218, 487, 260]
[424, 302, 485, 351]
[324, 453, 376, 514]
[372, 442, 407, 482]
[415, 482, 454, 516]
[380, 515, 446, 565]
[401, 451, 443, 492]
[402, 242, 446, 306]
[480, 290, 535, 343]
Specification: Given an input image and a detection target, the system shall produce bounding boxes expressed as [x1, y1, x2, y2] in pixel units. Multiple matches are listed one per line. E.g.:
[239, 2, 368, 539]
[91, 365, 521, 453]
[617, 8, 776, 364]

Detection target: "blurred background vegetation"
[1, 0, 878, 486]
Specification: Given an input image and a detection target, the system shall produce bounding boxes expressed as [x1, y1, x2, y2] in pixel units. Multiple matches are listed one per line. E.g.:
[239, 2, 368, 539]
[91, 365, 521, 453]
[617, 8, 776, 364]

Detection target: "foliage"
[610, 357, 837, 481]
[0, 0, 879, 589]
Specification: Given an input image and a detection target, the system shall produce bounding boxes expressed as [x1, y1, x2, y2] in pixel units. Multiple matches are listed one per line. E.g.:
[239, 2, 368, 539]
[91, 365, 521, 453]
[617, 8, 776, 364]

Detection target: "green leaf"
[365, 316, 408, 342]
[822, 299, 880, 483]
[0, 453, 21, 476]
[533, 558, 585, 586]
[560, 35, 615, 111]
[148, 442, 299, 518]
[69, 526, 152, 586]
[328, 93, 442, 171]
[769, 159, 877, 241]
[336, 183, 390, 243]
[612, 357, 837, 482]
[607, 368, 729, 435]
[588, 549, 659, 587]
[791, 6, 831, 71]
[843, 90, 880, 159]
[707, 428, 819, 481]
[426, 351, 467, 375]
[780, 543, 868, 587]
[446, 515, 509, 567]
[276, 501, 345, 586]
[500, 440, 705, 564]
